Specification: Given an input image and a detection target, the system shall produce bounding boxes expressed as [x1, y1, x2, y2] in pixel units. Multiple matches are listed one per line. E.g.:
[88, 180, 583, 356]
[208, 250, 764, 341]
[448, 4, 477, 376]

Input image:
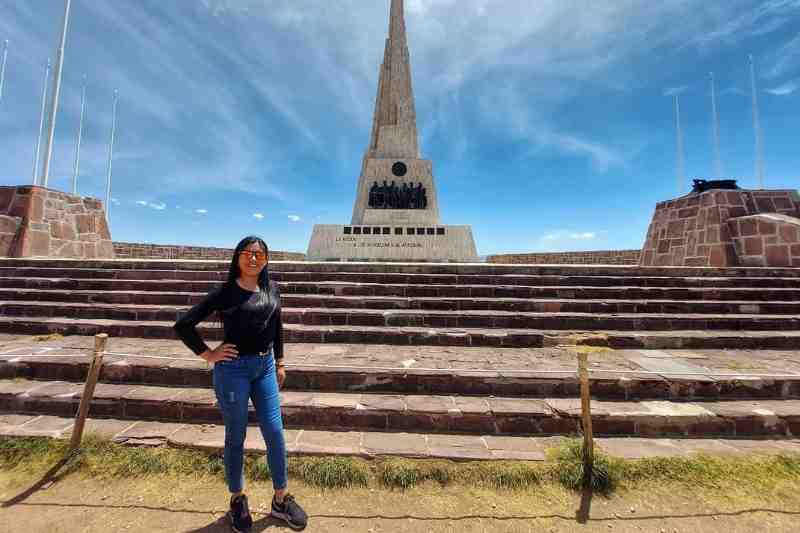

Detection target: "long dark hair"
[227, 235, 271, 291]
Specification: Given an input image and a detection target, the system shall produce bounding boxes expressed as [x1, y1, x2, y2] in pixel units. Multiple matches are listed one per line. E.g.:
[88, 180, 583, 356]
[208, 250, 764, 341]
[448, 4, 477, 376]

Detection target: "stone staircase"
[1, 258, 799, 459]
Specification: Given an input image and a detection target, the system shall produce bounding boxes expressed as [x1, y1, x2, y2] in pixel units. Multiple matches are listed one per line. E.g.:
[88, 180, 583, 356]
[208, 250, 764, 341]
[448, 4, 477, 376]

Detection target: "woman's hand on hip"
[200, 343, 238, 364]
[276, 365, 286, 389]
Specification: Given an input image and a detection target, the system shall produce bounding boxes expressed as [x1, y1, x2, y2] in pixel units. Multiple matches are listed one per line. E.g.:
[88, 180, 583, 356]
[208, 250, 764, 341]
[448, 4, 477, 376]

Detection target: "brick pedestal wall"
[487, 250, 640, 265]
[0, 186, 114, 258]
[729, 214, 800, 267]
[113, 242, 306, 261]
[640, 188, 800, 267]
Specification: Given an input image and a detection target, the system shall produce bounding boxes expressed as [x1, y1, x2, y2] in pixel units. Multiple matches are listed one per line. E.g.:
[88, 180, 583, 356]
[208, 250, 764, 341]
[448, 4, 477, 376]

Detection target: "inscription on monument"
[335, 236, 424, 249]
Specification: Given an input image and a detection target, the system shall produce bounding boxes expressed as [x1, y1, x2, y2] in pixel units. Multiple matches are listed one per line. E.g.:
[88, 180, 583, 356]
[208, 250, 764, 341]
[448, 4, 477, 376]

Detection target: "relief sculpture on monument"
[368, 181, 428, 209]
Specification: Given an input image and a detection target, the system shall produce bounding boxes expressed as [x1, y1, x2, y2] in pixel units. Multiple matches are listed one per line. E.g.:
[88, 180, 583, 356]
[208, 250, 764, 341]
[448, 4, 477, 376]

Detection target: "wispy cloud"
[722, 86, 747, 96]
[195, 209, 208, 215]
[689, 0, 800, 48]
[766, 80, 800, 95]
[663, 85, 689, 97]
[253, 213, 264, 220]
[288, 215, 301, 222]
[765, 32, 800, 79]
[483, 84, 629, 172]
[135, 200, 166, 211]
[542, 231, 599, 242]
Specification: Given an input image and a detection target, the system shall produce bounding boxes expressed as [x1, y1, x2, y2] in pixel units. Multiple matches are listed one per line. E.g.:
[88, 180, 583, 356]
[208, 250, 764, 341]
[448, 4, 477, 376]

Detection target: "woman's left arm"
[273, 284, 286, 387]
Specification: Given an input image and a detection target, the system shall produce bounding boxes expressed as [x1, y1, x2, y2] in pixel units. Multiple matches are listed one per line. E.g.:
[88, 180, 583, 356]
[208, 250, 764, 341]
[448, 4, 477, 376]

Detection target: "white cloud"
[663, 86, 689, 97]
[253, 213, 264, 220]
[288, 215, 301, 222]
[195, 209, 208, 214]
[766, 80, 799, 96]
[542, 231, 598, 242]
[111, 198, 121, 205]
[135, 200, 167, 210]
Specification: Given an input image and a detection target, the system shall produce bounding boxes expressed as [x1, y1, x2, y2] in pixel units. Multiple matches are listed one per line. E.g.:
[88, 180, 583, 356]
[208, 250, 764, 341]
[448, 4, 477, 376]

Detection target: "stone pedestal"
[307, 224, 478, 262]
[640, 188, 800, 267]
[0, 185, 115, 258]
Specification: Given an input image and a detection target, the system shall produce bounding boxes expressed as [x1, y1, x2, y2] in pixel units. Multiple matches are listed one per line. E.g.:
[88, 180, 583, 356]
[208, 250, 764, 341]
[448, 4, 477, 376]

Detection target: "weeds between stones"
[31, 333, 65, 342]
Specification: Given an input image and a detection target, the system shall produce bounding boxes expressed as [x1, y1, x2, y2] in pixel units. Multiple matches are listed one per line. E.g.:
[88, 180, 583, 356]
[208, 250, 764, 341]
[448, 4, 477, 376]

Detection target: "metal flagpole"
[105, 90, 119, 223]
[0, 40, 8, 103]
[33, 59, 51, 185]
[675, 95, 685, 194]
[41, 0, 73, 189]
[72, 75, 86, 195]
[709, 72, 723, 177]
[749, 55, 765, 189]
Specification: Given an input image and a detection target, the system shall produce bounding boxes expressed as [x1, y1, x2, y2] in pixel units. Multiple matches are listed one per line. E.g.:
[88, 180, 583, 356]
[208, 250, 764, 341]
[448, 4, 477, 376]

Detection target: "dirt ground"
[1, 467, 799, 533]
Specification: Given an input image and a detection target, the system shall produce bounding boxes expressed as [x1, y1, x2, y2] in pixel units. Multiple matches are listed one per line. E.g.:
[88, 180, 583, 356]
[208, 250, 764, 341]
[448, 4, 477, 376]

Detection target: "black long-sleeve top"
[173, 280, 284, 360]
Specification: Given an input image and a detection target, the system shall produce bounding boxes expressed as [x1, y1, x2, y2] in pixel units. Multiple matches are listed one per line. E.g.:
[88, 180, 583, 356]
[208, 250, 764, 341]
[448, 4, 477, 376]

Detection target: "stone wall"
[0, 185, 114, 258]
[729, 214, 800, 267]
[640, 188, 800, 267]
[487, 250, 641, 265]
[113, 242, 305, 261]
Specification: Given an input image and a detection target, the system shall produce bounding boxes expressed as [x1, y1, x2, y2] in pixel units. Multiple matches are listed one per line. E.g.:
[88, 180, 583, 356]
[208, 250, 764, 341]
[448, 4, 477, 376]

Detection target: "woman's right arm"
[173, 286, 237, 363]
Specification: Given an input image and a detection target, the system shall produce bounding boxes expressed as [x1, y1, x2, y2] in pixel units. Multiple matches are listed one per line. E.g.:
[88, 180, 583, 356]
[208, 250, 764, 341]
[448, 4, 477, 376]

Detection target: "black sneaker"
[229, 494, 253, 533]
[271, 494, 308, 531]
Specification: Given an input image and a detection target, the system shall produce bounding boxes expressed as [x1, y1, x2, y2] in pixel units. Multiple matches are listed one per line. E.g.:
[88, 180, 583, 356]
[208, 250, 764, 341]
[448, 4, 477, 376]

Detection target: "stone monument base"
[307, 224, 478, 262]
[640, 188, 800, 267]
[0, 185, 115, 259]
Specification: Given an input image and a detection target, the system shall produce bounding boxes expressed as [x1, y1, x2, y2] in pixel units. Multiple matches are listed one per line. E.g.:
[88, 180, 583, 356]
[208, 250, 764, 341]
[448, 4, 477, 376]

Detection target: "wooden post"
[578, 351, 594, 470]
[68, 333, 108, 452]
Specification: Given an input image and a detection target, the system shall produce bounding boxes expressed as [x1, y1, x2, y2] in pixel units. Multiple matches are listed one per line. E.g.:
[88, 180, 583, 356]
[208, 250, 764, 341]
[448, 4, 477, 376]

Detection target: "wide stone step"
[0, 316, 797, 349]
[3, 277, 799, 301]
[5, 414, 798, 461]
[3, 266, 800, 289]
[2, 301, 798, 331]
[3, 258, 800, 278]
[2, 378, 799, 437]
[2, 288, 799, 315]
[5, 347, 797, 401]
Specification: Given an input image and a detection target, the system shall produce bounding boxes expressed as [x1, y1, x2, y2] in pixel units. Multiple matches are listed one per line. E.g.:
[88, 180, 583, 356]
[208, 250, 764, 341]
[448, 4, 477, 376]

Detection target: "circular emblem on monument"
[392, 162, 408, 177]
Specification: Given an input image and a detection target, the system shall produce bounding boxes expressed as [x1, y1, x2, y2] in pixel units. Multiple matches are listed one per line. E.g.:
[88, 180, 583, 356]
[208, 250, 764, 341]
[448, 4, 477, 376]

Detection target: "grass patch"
[288, 456, 369, 489]
[2, 435, 799, 496]
[613, 453, 800, 491]
[554, 441, 614, 493]
[377, 459, 545, 491]
[378, 459, 421, 489]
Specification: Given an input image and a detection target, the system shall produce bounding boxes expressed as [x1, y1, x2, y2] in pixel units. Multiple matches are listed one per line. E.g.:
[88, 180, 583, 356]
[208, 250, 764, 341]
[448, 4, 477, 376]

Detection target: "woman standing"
[174, 236, 308, 532]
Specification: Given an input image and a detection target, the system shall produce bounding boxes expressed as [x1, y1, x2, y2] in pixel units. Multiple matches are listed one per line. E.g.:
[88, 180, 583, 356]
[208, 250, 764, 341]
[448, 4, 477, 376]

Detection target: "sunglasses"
[239, 250, 268, 262]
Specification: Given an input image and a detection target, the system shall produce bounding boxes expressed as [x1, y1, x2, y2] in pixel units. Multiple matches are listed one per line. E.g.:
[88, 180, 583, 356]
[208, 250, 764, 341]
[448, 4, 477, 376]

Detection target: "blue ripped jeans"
[213, 353, 287, 493]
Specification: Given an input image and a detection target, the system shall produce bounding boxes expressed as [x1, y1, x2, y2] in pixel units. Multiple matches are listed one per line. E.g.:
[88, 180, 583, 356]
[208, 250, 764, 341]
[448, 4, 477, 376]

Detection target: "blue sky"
[0, 0, 798, 255]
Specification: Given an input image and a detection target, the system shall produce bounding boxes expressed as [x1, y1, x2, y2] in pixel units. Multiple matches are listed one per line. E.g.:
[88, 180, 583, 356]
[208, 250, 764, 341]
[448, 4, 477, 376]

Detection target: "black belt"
[232, 342, 274, 357]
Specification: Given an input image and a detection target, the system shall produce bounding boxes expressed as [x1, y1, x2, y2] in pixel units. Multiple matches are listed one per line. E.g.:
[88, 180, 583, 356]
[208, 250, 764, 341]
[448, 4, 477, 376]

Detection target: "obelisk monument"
[307, 0, 478, 262]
